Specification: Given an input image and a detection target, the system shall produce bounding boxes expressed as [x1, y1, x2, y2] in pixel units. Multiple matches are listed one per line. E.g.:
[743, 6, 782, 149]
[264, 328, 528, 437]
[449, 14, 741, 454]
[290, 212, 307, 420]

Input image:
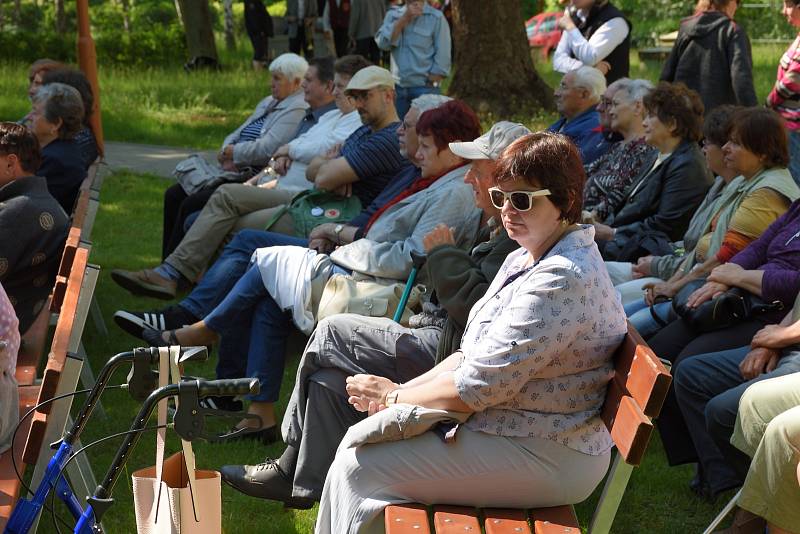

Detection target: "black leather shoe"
[220, 459, 315, 509]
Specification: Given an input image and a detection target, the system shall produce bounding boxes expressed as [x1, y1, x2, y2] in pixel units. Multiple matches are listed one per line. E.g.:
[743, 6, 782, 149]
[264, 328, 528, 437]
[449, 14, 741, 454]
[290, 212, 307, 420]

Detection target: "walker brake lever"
[172, 380, 263, 443]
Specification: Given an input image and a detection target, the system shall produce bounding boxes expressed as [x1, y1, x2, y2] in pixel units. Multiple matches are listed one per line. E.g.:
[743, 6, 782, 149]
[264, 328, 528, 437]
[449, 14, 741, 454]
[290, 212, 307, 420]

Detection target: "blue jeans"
[180, 229, 308, 320]
[624, 298, 673, 339]
[205, 263, 291, 403]
[673, 346, 800, 494]
[394, 85, 441, 122]
[789, 130, 800, 187]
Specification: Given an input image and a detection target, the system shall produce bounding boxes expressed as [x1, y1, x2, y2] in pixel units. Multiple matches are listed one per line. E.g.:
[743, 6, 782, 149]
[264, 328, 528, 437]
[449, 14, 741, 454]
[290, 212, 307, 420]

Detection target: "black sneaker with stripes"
[113, 305, 198, 340]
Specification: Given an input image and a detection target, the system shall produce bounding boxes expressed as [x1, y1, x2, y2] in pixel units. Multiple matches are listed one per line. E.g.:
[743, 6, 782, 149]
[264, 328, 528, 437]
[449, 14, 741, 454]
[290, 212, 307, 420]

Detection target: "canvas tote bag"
[315, 274, 424, 326]
[132, 346, 222, 533]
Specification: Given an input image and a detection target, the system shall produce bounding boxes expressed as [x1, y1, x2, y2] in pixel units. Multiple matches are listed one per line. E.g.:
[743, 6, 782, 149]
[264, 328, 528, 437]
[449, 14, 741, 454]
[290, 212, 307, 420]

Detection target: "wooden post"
[76, 0, 104, 157]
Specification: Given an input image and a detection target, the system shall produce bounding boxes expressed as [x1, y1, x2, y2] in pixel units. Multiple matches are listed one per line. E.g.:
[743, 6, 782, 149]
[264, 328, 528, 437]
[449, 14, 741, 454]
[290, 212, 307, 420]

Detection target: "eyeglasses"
[347, 89, 375, 103]
[488, 187, 552, 211]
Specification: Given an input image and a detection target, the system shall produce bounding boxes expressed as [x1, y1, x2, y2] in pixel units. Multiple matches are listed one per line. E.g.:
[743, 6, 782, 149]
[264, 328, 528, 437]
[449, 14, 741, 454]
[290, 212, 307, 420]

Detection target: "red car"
[525, 12, 562, 57]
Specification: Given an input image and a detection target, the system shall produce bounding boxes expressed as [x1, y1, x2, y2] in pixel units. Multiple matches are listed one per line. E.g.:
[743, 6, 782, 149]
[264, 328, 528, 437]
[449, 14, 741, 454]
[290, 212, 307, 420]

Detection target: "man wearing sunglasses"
[219, 121, 528, 508]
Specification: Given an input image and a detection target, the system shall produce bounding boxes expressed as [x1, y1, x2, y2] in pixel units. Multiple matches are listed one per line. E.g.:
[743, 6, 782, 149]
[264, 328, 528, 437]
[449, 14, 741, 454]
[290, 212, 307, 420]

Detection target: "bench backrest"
[23, 246, 89, 465]
[600, 322, 672, 466]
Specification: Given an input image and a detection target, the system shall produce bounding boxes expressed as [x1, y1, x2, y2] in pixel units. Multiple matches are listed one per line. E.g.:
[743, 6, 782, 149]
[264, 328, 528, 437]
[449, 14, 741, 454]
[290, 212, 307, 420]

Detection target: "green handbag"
[264, 188, 362, 237]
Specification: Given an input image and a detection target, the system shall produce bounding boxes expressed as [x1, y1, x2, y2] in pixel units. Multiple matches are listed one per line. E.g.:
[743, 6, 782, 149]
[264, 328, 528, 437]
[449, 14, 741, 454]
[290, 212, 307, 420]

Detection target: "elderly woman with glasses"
[315, 132, 627, 534]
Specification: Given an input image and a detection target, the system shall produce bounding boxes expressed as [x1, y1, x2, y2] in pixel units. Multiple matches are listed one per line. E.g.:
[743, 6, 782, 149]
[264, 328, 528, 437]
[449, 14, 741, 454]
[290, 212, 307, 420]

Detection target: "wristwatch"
[384, 389, 400, 406]
[334, 223, 345, 244]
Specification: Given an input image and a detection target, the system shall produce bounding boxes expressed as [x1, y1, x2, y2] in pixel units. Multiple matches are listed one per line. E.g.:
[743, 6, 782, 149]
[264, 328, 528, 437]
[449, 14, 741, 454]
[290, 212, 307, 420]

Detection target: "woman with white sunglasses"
[316, 131, 627, 534]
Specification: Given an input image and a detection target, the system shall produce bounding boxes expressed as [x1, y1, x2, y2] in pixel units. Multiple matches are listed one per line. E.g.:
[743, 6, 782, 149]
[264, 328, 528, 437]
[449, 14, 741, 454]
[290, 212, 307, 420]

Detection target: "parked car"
[525, 12, 562, 57]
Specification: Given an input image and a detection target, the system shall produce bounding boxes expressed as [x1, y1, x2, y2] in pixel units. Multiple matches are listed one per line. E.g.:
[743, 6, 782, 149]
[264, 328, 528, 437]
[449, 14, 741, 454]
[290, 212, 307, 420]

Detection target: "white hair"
[269, 53, 309, 82]
[611, 78, 654, 103]
[410, 94, 453, 114]
[570, 66, 607, 101]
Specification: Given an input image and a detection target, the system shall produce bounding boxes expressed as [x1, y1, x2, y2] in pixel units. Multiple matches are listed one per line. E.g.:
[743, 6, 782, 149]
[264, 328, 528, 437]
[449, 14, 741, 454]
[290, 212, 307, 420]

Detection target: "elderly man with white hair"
[548, 66, 610, 165]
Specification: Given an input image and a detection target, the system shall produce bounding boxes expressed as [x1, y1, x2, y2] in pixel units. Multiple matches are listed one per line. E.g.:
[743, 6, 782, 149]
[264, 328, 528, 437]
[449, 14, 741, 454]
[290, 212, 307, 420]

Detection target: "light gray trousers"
[281, 314, 441, 500]
[315, 427, 611, 534]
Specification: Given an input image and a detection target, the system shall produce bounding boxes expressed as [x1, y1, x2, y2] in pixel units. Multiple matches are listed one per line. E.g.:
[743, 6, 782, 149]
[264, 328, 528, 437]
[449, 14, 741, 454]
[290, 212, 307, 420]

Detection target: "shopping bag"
[132, 346, 222, 533]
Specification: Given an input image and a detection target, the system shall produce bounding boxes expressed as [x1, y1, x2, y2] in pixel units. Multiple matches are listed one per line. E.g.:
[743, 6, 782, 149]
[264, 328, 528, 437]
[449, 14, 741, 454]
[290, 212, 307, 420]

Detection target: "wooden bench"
[384, 323, 672, 534]
[0, 247, 98, 529]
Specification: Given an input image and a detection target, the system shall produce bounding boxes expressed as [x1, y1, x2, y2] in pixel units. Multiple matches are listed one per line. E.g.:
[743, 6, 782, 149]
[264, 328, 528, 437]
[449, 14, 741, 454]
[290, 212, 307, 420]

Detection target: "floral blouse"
[0, 283, 20, 376]
[453, 225, 627, 455]
[583, 137, 657, 221]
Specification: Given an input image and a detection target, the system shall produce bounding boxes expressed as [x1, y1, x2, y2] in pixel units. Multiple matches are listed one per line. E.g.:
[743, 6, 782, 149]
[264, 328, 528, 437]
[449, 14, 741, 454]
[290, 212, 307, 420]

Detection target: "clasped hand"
[345, 374, 399, 416]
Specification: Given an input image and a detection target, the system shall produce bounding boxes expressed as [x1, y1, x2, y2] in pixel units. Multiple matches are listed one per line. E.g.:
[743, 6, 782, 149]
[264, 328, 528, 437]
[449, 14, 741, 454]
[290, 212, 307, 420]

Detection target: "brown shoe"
[111, 268, 177, 300]
[715, 507, 766, 534]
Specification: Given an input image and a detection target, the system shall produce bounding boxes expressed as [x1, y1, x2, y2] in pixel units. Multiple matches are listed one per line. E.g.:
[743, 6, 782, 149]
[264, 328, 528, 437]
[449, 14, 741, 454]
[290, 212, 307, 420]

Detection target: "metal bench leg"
[89, 295, 108, 337]
[702, 489, 741, 534]
[588, 452, 634, 534]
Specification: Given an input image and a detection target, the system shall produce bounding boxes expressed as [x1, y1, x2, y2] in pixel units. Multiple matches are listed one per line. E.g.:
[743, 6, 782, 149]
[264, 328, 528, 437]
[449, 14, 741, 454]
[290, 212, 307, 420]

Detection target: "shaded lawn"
[44, 170, 732, 533]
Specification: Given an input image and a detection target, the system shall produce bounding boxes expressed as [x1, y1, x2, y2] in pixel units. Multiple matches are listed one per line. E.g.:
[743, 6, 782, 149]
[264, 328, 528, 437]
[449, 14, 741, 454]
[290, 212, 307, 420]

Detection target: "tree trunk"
[119, 0, 132, 32]
[449, 0, 554, 116]
[13, 0, 21, 25]
[223, 0, 236, 51]
[55, 0, 66, 35]
[176, 0, 219, 63]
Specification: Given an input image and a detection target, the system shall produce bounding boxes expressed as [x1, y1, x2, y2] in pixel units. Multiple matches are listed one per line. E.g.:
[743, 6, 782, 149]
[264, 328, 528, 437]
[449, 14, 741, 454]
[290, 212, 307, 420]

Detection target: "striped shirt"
[768, 34, 800, 131]
[341, 122, 411, 207]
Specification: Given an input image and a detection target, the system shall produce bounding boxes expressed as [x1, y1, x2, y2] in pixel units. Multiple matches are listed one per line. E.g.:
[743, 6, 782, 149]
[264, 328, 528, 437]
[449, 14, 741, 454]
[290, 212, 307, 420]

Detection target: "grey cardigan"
[223, 89, 308, 168]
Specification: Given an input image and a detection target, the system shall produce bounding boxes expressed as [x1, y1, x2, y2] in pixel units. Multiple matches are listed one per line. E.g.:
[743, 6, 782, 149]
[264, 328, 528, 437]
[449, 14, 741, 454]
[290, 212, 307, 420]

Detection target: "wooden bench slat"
[484, 508, 531, 534]
[619, 325, 671, 418]
[530, 505, 579, 534]
[0, 386, 41, 528]
[608, 395, 653, 467]
[385, 504, 431, 534]
[433, 506, 480, 533]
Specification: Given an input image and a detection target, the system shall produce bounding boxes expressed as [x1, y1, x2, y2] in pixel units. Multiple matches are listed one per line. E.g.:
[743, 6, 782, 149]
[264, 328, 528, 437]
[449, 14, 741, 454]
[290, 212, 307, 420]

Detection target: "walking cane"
[393, 251, 427, 322]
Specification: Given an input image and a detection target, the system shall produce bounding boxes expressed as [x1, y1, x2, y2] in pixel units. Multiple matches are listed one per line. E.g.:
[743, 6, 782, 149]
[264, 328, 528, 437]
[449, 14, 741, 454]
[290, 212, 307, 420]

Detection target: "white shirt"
[552, 15, 629, 73]
[279, 108, 363, 191]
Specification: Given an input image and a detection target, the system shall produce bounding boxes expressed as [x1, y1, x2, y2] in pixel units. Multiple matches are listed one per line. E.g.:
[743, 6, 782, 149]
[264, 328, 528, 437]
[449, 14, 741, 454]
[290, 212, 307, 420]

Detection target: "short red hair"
[415, 100, 482, 153]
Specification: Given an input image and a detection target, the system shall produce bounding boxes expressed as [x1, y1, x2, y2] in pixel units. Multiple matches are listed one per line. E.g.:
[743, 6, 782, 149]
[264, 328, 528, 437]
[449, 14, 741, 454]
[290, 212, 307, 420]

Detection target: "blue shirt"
[548, 105, 610, 166]
[294, 100, 338, 138]
[341, 122, 411, 207]
[375, 3, 451, 88]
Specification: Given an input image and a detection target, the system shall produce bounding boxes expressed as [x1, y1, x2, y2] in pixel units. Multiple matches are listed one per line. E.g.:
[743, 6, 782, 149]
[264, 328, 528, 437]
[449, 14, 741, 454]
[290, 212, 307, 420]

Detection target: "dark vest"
[328, 0, 351, 30]
[571, 1, 631, 84]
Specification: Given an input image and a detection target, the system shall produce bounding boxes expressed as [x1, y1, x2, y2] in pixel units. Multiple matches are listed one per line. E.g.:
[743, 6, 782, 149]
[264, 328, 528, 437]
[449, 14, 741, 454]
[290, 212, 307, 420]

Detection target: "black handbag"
[671, 279, 784, 333]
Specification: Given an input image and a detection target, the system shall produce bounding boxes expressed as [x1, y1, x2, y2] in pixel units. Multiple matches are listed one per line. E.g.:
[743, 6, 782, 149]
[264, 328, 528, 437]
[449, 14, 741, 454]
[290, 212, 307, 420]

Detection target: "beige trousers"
[315, 427, 610, 534]
[166, 183, 298, 281]
[732, 371, 800, 532]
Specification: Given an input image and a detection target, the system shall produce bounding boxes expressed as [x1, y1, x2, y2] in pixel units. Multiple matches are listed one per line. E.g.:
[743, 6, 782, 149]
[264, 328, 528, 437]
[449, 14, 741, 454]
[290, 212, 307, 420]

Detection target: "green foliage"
[615, 0, 796, 47]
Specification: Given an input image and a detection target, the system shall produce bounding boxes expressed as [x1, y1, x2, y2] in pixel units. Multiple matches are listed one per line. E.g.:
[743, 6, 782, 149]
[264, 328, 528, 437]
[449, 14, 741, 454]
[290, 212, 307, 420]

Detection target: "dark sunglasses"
[488, 187, 552, 211]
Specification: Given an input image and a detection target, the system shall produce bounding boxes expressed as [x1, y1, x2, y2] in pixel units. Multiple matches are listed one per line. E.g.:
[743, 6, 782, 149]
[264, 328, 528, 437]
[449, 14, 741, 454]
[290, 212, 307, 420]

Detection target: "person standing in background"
[287, 0, 318, 58]
[375, 0, 451, 119]
[661, 0, 756, 115]
[323, 0, 352, 57]
[767, 0, 800, 185]
[244, 0, 274, 70]
[348, 0, 386, 64]
[553, 0, 631, 85]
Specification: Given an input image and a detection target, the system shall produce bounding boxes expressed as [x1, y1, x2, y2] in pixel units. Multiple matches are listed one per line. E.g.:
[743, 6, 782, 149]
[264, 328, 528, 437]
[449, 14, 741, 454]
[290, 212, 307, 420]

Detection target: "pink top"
[0, 283, 20, 375]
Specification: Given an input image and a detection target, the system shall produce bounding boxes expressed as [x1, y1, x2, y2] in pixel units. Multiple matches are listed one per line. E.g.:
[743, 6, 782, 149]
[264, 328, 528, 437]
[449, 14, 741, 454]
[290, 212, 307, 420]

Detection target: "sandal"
[142, 327, 180, 348]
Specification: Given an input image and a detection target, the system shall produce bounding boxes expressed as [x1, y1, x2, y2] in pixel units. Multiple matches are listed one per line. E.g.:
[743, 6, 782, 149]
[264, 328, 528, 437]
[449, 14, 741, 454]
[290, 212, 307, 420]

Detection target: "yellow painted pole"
[76, 0, 104, 157]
